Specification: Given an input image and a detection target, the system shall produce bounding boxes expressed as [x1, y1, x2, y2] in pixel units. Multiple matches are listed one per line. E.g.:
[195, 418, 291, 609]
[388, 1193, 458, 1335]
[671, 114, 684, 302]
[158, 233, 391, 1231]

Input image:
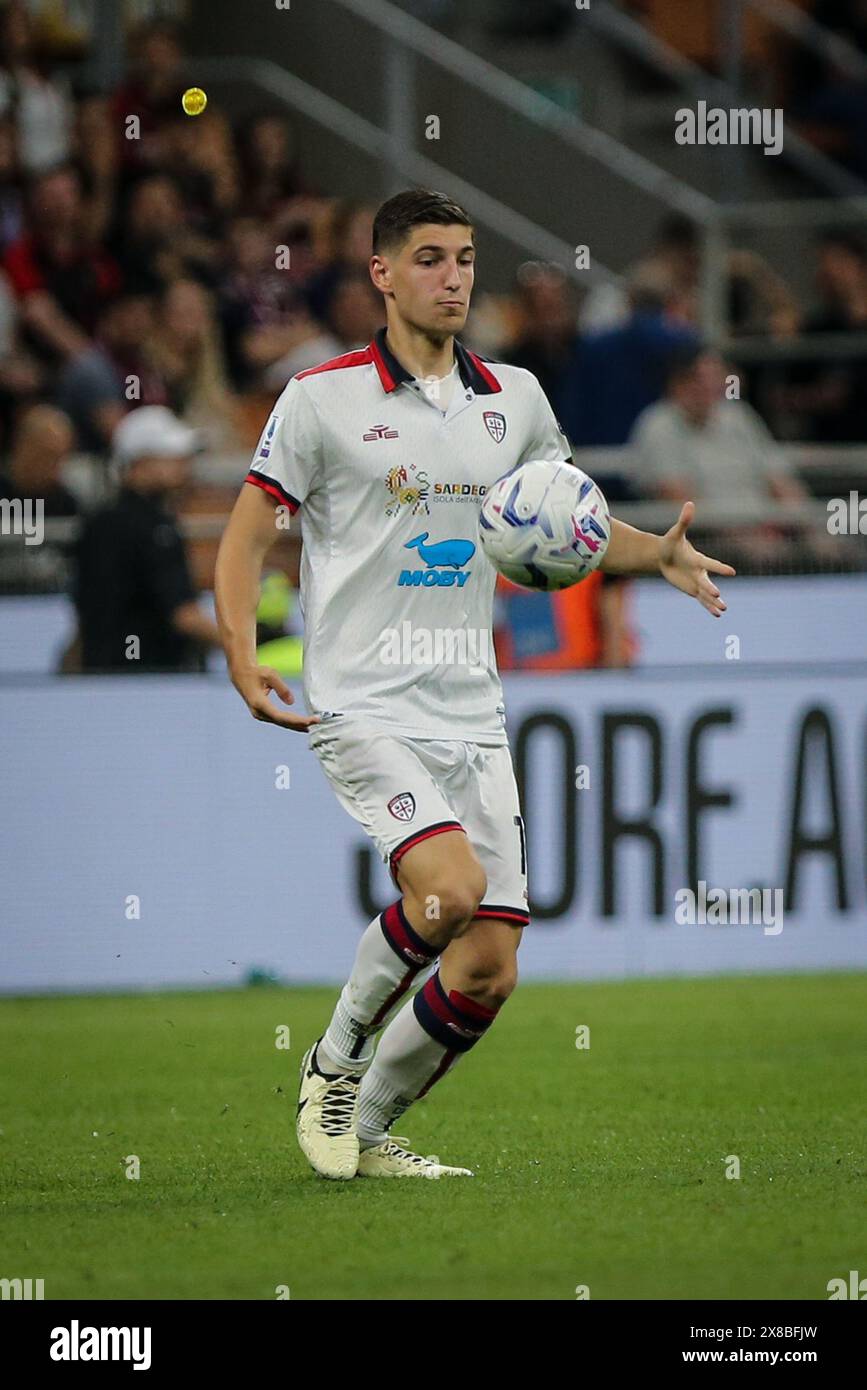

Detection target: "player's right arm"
[214, 483, 319, 731]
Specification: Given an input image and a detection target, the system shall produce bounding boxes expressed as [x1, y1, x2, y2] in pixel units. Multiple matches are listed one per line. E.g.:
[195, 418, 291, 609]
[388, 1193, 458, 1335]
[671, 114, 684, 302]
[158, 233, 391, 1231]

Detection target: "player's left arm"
[601, 501, 735, 618]
[520, 379, 735, 616]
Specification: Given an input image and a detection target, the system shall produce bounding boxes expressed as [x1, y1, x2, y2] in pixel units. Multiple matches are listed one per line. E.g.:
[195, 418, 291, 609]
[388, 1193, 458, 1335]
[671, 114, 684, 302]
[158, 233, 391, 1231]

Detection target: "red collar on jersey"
[370, 327, 502, 396]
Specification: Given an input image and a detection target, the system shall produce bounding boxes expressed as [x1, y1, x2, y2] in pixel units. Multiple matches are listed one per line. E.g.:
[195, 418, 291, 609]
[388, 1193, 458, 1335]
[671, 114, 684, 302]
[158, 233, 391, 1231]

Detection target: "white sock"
[318, 900, 439, 1073]
[357, 970, 499, 1147]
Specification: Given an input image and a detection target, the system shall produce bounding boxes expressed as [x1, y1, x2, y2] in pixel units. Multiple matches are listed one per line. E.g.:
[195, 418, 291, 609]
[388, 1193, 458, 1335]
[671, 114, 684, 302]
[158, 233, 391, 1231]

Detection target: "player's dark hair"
[372, 188, 473, 255]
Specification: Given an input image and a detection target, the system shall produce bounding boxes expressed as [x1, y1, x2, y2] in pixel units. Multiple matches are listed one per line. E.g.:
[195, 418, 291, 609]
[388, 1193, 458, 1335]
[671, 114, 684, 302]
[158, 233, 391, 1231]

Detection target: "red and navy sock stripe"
[413, 972, 498, 1053]
[417, 1048, 458, 1099]
[379, 899, 438, 970]
[369, 901, 438, 1030]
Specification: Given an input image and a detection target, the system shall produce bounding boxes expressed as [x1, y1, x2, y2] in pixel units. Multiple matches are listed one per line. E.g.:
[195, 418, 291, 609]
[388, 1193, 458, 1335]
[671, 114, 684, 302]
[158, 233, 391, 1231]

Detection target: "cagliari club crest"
[387, 791, 416, 822]
[483, 410, 507, 443]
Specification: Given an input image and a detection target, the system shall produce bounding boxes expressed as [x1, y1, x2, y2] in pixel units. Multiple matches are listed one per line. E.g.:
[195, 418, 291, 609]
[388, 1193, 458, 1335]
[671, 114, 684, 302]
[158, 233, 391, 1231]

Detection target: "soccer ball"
[478, 460, 611, 591]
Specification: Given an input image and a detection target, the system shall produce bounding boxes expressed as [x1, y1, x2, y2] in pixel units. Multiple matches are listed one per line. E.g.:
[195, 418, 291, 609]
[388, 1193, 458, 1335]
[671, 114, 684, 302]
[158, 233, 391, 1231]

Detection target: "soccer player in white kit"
[215, 189, 734, 1180]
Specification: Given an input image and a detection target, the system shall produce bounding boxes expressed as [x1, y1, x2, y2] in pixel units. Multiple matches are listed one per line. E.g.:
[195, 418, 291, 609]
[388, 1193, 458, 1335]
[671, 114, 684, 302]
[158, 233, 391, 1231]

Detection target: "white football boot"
[356, 1135, 474, 1179]
[296, 1041, 361, 1180]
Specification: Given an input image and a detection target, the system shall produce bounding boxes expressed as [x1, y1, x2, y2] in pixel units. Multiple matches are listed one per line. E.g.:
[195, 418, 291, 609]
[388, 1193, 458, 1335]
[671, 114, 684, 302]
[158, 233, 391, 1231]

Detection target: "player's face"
[378, 224, 475, 336]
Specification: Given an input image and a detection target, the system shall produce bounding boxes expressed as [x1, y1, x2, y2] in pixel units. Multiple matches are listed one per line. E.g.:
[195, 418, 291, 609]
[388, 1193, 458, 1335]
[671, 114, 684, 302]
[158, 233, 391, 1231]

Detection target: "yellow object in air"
[182, 87, 208, 117]
[257, 570, 294, 629]
[257, 635, 304, 676]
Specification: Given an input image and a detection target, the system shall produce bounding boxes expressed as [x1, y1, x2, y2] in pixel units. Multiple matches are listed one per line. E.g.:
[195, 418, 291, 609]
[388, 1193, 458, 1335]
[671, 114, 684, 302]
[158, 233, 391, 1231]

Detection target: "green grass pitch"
[1, 974, 865, 1300]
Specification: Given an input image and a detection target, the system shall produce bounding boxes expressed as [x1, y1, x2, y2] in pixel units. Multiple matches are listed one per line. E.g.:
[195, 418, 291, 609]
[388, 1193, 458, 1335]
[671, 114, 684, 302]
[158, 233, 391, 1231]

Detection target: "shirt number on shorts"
[514, 814, 527, 875]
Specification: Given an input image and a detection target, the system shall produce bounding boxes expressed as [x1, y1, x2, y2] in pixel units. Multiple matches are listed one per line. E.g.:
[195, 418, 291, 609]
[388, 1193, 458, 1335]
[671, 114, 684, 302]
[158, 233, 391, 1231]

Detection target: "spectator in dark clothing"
[581, 214, 799, 340]
[73, 405, 221, 672]
[53, 291, 168, 452]
[3, 163, 120, 362]
[564, 266, 700, 449]
[237, 113, 304, 222]
[0, 113, 24, 254]
[72, 93, 121, 248]
[154, 109, 239, 239]
[326, 268, 385, 350]
[504, 260, 580, 409]
[305, 200, 375, 323]
[791, 1, 867, 179]
[114, 172, 221, 293]
[218, 215, 308, 390]
[784, 230, 867, 443]
[110, 17, 187, 173]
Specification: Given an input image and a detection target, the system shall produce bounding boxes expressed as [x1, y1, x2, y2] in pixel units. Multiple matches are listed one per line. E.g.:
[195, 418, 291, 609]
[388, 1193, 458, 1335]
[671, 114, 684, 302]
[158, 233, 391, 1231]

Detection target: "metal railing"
[332, 0, 716, 221]
[590, 0, 867, 197]
[0, 441, 862, 548]
[195, 54, 623, 292]
[747, 0, 867, 81]
[199, 0, 867, 351]
[573, 443, 867, 483]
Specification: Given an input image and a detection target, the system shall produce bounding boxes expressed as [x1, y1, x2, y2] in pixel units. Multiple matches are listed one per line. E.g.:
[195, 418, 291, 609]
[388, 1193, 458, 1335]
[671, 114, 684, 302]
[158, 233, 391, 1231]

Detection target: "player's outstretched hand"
[659, 501, 736, 617]
[232, 664, 321, 731]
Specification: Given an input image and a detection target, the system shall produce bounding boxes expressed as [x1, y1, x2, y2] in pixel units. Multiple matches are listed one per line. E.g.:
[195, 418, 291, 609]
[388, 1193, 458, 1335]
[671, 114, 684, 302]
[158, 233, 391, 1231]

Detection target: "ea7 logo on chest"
[50, 1320, 152, 1370]
[483, 411, 506, 443]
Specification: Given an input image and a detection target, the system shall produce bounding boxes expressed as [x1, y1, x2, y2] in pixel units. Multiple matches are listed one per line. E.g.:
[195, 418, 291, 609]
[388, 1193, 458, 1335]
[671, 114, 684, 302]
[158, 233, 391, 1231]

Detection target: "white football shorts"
[308, 716, 529, 925]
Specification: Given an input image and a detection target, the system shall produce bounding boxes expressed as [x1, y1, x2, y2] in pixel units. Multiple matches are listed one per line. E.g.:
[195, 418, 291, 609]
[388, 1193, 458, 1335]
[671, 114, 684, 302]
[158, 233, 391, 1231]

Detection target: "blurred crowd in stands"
[0, 1, 864, 672]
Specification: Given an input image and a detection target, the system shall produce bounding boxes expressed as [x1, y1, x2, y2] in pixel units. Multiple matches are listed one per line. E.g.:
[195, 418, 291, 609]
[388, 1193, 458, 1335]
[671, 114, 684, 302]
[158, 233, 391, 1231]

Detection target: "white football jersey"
[245, 328, 570, 743]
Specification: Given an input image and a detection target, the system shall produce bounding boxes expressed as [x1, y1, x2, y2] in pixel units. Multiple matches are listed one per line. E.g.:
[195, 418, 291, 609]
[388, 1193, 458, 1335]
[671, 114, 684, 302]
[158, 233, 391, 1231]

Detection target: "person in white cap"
[73, 406, 222, 671]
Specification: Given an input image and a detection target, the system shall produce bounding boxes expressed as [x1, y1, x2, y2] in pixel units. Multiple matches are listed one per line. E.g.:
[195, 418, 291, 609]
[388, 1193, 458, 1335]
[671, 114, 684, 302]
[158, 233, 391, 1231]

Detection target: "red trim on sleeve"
[244, 471, 300, 513]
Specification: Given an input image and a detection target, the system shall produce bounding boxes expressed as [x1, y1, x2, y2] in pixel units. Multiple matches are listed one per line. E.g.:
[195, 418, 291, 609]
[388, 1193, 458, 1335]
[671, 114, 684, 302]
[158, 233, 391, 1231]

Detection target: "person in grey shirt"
[630, 347, 815, 566]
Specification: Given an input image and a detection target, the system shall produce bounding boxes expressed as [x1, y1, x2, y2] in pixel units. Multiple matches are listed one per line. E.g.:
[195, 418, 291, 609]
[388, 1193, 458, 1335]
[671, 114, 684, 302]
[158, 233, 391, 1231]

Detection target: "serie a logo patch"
[387, 792, 416, 822]
[256, 414, 281, 460]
